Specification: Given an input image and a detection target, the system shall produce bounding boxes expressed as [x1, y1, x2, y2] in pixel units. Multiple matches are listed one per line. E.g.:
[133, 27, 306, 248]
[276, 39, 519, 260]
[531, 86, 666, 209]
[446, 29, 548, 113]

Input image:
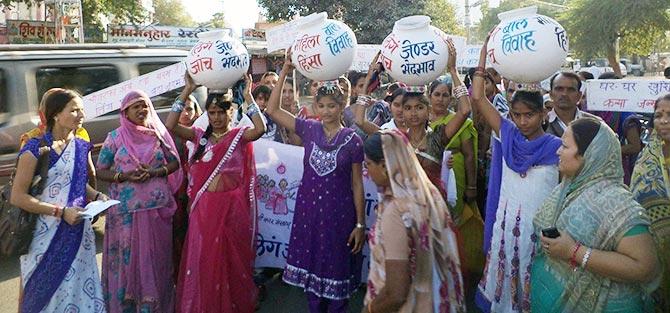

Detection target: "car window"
[139, 62, 183, 109]
[36, 65, 120, 103]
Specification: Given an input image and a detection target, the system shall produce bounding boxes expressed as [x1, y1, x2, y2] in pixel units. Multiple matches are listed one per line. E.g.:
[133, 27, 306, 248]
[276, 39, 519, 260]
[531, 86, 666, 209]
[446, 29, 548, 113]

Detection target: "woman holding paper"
[428, 77, 484, 300]
[96, 89, 183, 313]
[11, 88, 109, 313]
[166, 73, 266, 313]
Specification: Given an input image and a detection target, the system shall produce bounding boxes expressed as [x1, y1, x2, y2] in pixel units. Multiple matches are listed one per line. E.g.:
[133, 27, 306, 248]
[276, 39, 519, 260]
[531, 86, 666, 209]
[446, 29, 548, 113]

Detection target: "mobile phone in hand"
[542, 227, 560, 239]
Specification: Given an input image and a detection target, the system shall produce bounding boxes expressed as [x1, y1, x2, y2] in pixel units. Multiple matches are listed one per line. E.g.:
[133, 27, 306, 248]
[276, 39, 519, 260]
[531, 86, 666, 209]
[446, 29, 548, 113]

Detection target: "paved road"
[0, 218, 366, 313]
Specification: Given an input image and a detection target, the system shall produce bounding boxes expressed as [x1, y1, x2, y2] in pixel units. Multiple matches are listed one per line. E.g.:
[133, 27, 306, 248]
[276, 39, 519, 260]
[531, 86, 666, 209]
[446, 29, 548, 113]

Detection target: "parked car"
[620, 58, 645, 76]
[0, 44, 204, 186]
[581, 58, 627, 78]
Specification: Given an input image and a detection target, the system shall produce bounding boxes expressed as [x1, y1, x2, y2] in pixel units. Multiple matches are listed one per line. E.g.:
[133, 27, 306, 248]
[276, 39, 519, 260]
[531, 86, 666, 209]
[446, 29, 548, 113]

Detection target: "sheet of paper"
[82, 200, 120, 218]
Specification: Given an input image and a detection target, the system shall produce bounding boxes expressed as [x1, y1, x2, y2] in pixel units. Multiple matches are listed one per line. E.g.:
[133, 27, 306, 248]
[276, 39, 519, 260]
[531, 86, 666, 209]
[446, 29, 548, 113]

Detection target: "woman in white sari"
[11, 89, 109, 313]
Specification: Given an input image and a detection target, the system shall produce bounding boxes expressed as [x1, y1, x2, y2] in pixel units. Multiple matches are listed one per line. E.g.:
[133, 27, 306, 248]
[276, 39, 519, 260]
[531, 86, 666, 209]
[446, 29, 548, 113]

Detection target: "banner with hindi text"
[585, 79, 670, 113]
[252, 139, 378, 282]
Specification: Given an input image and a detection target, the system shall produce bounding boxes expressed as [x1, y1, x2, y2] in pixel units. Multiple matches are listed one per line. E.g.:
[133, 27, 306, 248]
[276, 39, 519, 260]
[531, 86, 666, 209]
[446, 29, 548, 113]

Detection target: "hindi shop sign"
[585, 79, 670, 113]
[107, 25, 230, 47]
[253, 138, 378, 282]
[6, 20, 57, 44]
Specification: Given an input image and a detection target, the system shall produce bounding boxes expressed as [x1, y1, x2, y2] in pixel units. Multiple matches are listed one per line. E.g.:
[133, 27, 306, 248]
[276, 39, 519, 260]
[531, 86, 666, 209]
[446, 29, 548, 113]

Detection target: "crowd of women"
[8, 33, 668, 313]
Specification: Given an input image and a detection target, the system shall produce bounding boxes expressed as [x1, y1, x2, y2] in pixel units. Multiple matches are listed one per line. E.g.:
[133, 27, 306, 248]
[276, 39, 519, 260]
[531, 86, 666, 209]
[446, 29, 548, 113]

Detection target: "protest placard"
[585, 79, 670, 113]
[83, 61, 186, 119]
[349, 44, 381, 72]
[266, 18, 306, 53]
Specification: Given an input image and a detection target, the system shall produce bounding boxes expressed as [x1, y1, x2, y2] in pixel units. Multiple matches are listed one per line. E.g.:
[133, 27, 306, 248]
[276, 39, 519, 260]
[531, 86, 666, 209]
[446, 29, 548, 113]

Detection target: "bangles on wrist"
[171, 98, 185, 113]
[453, 85, 469, 99]
[114, 172, 122, 182]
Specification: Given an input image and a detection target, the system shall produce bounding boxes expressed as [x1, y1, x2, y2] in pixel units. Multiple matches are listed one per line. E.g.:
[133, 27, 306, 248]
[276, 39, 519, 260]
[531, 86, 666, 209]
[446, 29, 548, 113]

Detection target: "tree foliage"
[257, 0, 463, 44]
[205, 12, 226, 29]
[152, 0, 195, 27]
[562, 0, 670, 59]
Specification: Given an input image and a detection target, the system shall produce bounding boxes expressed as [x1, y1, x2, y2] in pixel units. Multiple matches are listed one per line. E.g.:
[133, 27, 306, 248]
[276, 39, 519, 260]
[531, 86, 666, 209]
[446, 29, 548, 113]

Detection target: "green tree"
[205, 12, 226, 29]
[257, 0, 462, 43]
[426, 0, 465, 36]
[152, 0, 195, 27]
[562, 0, 670, 76]
[0, 0, 148, 42]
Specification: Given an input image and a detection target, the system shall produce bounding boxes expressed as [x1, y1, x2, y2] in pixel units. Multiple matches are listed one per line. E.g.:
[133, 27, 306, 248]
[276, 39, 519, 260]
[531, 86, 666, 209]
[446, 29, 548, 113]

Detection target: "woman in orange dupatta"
[166, 73, 266, 313]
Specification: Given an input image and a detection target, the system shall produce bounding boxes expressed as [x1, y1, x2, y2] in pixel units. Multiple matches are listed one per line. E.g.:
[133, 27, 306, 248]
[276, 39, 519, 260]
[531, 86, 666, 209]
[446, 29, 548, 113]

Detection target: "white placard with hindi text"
[586, 79, 670, 113]
[83, 61, 187, 119]
[266, 18, 307, 53]
[349, 44, 381, 72]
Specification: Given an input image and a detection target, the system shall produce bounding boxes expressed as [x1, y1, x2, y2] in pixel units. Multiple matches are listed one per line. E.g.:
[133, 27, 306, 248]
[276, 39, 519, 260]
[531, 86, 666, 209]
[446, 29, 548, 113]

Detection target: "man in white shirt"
[546, 71, 598, 137]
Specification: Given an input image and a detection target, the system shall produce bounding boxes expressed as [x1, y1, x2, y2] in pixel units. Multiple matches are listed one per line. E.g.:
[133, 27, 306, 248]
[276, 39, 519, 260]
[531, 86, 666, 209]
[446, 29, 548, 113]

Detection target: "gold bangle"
[113, 172, 120, 182]
[163, 166, 169, 177]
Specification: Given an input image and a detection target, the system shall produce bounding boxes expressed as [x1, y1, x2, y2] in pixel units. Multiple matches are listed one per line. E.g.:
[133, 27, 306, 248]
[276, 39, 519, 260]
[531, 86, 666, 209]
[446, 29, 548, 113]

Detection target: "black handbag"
[0, 138, 51, 256]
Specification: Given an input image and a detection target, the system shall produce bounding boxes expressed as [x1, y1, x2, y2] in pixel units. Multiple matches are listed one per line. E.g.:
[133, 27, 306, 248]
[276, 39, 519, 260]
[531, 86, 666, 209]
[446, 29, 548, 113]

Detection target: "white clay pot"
[486, 6, 569, 83]
[186, 30, 250, 90]
[291, 12, 358, 81]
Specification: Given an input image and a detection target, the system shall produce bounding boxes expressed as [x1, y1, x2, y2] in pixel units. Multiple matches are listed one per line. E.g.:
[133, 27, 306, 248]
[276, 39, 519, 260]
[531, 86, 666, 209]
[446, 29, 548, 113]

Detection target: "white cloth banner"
[350, 44, 381, 72]
[252, 139, 378, 283]
[83, 61, 186, 119]
[266, 18, 307, 53]
[586, 79, 670, 113]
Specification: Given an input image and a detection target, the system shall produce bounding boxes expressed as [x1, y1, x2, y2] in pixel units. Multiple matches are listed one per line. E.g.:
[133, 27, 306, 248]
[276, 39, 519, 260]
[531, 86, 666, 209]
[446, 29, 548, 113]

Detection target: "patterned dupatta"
[21, 133, 88, 313]
[380, 129, 465, 313]
[533, 121, 652, 313]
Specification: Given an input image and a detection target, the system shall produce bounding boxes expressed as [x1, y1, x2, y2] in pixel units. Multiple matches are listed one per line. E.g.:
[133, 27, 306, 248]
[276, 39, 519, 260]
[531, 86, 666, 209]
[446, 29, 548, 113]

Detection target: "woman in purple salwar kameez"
[266, 50, 366, 313]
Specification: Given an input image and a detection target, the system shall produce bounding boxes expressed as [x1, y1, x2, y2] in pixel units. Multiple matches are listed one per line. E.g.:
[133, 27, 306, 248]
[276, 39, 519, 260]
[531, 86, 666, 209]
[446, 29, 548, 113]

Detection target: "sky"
[183, 0, 501, 31]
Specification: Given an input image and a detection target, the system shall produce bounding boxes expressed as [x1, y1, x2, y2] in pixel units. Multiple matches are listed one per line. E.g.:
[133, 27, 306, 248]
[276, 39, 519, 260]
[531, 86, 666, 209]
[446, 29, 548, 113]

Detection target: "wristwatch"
[355, 223, 365, 229]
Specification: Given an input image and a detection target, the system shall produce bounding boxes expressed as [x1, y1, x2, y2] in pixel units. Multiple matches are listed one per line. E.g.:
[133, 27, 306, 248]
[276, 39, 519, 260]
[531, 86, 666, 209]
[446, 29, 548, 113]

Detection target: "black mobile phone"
[542, 227, 560, 239]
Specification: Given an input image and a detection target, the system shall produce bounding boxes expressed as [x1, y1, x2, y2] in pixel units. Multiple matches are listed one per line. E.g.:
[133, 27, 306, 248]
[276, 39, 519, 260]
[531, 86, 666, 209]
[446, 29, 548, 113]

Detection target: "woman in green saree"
[428, 79, 484, 292]
[630, 94, 670, 312]
[531, 118, 660, 313]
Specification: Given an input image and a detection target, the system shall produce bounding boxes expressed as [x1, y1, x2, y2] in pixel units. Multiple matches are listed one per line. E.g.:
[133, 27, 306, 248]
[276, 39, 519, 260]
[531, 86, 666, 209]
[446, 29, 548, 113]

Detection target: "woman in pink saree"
[166, 73, 266, 313]
[97, 89, 183, 312]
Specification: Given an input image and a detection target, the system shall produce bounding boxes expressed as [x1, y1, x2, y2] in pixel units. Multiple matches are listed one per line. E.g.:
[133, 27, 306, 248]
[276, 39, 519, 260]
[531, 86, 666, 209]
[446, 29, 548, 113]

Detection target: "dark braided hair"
[190, 92, 234, 163]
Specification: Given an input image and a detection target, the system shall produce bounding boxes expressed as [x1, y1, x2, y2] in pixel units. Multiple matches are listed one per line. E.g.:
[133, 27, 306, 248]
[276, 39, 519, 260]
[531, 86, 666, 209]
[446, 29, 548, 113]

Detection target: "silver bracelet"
[581, 247, 592, 268]
[453, 85, 469, 99]
[171, 98, 185, 113]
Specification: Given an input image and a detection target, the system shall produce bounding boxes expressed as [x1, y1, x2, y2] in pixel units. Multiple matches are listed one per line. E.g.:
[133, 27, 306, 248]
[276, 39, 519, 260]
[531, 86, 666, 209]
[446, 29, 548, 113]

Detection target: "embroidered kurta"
[282, 118, 364, 300]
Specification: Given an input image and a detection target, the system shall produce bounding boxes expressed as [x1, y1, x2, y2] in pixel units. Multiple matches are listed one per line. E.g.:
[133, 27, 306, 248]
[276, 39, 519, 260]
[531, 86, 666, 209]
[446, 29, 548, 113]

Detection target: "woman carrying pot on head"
[97, 89, 183, 313]
[353, 39, 471, 199]
[266, 48, 365, 313]
[12, 88, 109, 313]
[167, 73, 266, 313]
[532, 117, 660, 312]
[361, 130, 465, 313]
[630, 94, 670, 312]
[471, 33, 562, 313]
